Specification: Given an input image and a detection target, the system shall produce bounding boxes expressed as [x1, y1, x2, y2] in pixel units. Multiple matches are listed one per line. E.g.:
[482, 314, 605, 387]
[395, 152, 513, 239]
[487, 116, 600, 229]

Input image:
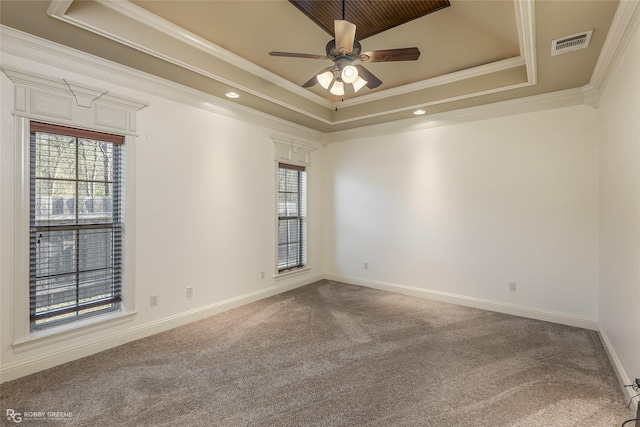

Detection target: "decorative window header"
[272, 137, 316, 167]
[1, 68, 147, 135]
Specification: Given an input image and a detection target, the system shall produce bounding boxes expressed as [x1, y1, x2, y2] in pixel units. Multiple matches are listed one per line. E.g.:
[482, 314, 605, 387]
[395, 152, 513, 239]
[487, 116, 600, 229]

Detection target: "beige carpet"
[0, 280, 633, 426]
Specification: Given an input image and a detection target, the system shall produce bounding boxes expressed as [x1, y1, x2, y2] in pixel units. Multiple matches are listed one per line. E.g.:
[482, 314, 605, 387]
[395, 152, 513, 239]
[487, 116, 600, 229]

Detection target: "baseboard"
[599, 327, 640, 412]
[325, 274, 598, 330]
[0, 274, 322, 383]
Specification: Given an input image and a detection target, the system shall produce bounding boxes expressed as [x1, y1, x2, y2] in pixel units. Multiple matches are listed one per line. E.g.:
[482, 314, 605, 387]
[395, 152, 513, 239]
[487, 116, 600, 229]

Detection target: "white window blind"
[277, 163, 306, 272]
[30, 122, 124, 330]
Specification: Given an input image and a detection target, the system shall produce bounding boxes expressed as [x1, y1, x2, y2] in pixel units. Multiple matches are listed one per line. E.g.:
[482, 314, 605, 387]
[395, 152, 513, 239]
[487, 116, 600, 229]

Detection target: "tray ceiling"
[0, 0, 621, 133]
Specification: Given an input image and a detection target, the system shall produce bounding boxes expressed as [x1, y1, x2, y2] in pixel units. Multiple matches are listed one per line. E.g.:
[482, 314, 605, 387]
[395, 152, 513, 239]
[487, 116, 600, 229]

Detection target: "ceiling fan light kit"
[269, 14, 420, 99]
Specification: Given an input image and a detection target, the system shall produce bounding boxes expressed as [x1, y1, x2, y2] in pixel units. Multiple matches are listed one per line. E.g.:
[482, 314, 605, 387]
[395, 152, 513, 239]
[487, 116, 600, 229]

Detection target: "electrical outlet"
[509, 282, 517, 292]
[186, 287, 193, 299]
[364, 262, 369, 270]
[150, 295, 158, 307]
[260, 270, 265, 280]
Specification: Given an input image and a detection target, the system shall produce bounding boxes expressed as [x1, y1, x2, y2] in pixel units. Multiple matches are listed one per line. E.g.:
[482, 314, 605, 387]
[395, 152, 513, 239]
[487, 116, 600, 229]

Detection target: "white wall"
[325, 106, 600, 326]
[0, 56, 324, 381]
[598, 20, 640, 396]
[1, 18, 637, 391]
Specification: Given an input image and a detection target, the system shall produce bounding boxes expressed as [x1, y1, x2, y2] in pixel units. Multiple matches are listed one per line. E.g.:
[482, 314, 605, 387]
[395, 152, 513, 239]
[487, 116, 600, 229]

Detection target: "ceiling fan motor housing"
[326, 39, 362, 59]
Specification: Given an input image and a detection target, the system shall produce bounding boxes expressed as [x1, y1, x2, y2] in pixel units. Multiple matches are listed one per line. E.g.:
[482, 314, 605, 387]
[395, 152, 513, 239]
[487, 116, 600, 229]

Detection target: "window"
[30, 122, 124, 330]
[277, 163, 306, 272]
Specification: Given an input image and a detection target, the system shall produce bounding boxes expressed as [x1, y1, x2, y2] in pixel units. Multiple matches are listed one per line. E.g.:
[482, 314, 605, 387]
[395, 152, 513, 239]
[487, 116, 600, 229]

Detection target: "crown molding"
[45, 0, 330, 110]
[339, 56, 527, 109]
[0, 25, 324, 144]
[0, 6, 621, 146]
[0, 25, 597, 144]
[45, 1, 334, 126]
[515, 0, 537, 84]
[45, 0, 73, 17]
[590, 0, 640, 92]
[581, 84, 600, 109]
[330, 80, 535, 126]
[327, 85, 592, 144]
[91, 0, 333, 110]
[342, 0, 536, 108]
[45, 0, 535, 123]
[94, 0, 535, 111]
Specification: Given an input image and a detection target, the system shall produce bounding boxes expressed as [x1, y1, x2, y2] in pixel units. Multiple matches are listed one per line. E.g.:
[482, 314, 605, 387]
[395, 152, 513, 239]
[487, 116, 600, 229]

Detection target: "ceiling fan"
[269, 17, 420, 96]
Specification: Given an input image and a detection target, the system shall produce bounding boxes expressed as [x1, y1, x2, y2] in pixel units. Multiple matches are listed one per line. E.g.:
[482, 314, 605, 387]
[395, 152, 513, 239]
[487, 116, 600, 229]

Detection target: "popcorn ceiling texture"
[0, 280, 632, 426]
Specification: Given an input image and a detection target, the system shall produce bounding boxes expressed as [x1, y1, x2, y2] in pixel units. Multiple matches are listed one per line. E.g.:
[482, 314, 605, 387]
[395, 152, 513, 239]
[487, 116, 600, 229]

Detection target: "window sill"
[274, 266, 311, 282]
[12, 310, 137, 354]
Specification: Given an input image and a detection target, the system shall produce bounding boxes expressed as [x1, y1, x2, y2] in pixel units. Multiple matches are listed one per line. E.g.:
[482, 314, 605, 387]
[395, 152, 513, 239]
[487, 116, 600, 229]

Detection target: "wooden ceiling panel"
[289, 0, 450, 40]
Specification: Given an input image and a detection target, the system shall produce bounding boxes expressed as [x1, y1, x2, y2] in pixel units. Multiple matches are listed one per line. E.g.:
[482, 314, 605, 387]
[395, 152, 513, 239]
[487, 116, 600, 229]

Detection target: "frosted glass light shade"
[317, 71, 334, 89]
[352, 76, 368, 93]
[330, 80, 345, 96]
[341, 65, 358, 84]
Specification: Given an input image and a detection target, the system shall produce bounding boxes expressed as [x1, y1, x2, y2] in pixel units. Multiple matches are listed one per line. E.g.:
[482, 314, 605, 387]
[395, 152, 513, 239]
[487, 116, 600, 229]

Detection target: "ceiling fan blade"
[269, 51, 329, 60]
[359, 47, 421, 62]
[334, 20, 356, 54]
[302, 75, 318, 88]
[355, 65, 382, 89]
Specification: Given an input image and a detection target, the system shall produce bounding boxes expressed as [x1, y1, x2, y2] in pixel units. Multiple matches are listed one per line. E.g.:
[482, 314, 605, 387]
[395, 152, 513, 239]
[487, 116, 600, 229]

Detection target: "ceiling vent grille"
[551, 30, 593, 56]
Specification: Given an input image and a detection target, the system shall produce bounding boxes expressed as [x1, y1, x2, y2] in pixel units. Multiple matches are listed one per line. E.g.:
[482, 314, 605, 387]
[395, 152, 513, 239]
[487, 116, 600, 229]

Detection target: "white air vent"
[551, 30, 593, 56]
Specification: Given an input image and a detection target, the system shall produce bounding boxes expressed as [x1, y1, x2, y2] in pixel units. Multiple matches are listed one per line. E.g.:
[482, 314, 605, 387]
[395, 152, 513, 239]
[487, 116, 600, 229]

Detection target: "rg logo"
[6, 409, 22, 423]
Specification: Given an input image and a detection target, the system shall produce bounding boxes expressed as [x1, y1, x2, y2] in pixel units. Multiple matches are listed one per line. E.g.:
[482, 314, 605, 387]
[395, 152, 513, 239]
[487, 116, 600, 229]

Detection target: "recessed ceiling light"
[413, 109, 426, 115]
[225, 92, 240, 99]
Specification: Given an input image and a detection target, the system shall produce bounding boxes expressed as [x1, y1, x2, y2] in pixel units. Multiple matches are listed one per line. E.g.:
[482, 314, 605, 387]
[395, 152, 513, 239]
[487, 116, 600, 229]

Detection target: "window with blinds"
[30, 122, 124, 330]
[277, 163, 307, 272]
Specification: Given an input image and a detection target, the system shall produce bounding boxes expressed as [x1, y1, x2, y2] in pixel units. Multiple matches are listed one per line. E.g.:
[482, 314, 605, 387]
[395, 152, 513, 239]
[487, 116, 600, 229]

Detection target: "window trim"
[276, 162, 307, 275]
[4, 70, 146, 351]
[12, 116, 138, 350]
